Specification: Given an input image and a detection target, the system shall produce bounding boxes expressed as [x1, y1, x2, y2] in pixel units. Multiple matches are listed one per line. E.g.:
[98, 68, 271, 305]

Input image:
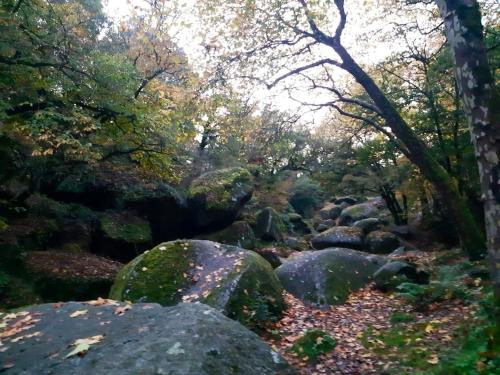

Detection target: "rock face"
[365, 231, 400, 254]
[311, 227, 364, 250]
[255, 207, 287, 242]
[199, 221, 256, 249]
[352, 218, 383, 234]
[110, 240, 285, 328]
[338, 203, 379, 226]
[95, 211, 153, 262]
[373, 261, 429, 291]
[334, 196, 357, 206]
[187, 168, 254, 230]
[24, 251, 123, 301]
[0, 302, 294, 375]
[276, 248, 386, 306]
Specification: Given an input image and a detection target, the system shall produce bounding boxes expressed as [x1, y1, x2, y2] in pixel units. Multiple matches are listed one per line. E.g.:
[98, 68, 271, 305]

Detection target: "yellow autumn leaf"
[69, 310, 88, 318]
[427, 354, 439, 364]
[425, 324, 434, 334]
[65, 335, 104, 358]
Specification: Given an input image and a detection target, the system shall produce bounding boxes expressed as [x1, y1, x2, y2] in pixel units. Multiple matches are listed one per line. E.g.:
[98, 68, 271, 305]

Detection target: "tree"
[435, 0, 500, 297]
[200, 0, 486, 259]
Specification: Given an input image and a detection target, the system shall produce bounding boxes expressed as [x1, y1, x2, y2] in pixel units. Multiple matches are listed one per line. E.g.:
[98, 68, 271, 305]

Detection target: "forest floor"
[261, 251, 477, 374]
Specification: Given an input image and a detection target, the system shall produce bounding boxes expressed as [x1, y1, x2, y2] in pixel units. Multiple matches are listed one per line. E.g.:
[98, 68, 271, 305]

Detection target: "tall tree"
[200, 0, 486, 259]
[435, 0, 500, 297]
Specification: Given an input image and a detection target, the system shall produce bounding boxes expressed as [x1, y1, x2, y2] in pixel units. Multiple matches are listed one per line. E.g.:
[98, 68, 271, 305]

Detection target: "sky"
[101, 0, 442, 127]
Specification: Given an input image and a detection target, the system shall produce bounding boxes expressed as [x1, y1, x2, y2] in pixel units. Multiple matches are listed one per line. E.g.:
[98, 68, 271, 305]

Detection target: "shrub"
[289, 177, 323, 218]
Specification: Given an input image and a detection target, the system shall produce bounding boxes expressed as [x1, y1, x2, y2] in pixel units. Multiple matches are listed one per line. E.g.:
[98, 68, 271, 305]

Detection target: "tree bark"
[436, 0, 500, 298]
[331, 43, 487, 260]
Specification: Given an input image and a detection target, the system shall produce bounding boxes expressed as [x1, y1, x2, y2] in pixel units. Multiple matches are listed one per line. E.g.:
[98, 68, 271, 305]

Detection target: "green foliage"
[0, 271, 10, 294]
[390, 311, 415, 324]
[0, 217, 8, 232]
[431, 292, 500, 375]
[288, 330, 337, 361]
[288, 176, 324, 217]
[396, 263, 474, 311]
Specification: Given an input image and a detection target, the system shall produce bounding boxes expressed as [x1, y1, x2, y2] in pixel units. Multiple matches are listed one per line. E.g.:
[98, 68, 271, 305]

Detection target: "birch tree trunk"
[436, 0, 500, 298]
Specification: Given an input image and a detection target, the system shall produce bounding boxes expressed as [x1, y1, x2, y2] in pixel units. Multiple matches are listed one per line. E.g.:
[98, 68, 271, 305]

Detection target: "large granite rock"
[187, 168, 254, 230]
[311, 226, 364, 250]
[318, 204, 343, 220]
[255, 207, 287, 242]
[276, 248, 387, 306]
[365, 231, 400, 254]
[198, 221, 256, 249]
[352, 218, 383, 234]
[95, 210, 153, 262]
[110, 240, 285, 328]
[287, 213, 312, 235]
[373, 261, 429, 291]
[0, 302, 294, 375]
[338, 203, 379, 226]
[24, 251, 123, 301]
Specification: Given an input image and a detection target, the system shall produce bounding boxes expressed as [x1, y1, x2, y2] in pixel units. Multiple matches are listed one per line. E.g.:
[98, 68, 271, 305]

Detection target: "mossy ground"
[100, 212, 152, 243]
[288, 329, 337, 361]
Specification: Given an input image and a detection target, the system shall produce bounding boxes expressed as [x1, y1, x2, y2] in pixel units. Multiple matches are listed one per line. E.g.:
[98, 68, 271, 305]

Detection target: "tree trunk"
[436, 0, 500, 298]
[331, 43, 486, 260]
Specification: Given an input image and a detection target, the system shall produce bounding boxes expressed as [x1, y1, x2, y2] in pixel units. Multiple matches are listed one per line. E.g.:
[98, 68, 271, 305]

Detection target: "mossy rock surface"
[318, 204, 342, 220]
[275, 248, 387, 306]
[289, 329, 337, 361]
[353, 218, 383, 234]
[100, 211, 152, 244]
[199, 221, 256, 249]
[365, 230, 400, 254]
[187, 168, 254, 229]
[110, 240, 285, 328]
[0, 302, 295, 374]
[338, 203, 379, 226]
[311, 226, 364, 250]
[255, 207, 287, 242]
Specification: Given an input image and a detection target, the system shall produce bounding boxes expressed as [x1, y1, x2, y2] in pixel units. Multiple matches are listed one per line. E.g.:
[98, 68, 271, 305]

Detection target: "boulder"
[338, 203, 379, 226]
[316, 223, 331, 232]
[275, 248, 387, 306]
[24, 251, 123, 301]
[95, 211, 153, 262]
[110, 240, 285, 328]
[334, 196, 358, 206]
[122, 183, 188, 241]
[288, 213, 312, 235]
[25, 194, 97, 251]
[311, 226, 364, 250]
[352, 218, 383, 234]
[0, 302, 294, 375]
[318, 204, 342, 220]
[255, 207, 287, 242]
[187, 168, 254, 230]
[285, 236, 308, 251]
[199, 221, 256, 249]
[373, 261, 429, 291]
[253, 247, 283, 269]
[365, 231, 400, 254]
[388, 225, 414, 239]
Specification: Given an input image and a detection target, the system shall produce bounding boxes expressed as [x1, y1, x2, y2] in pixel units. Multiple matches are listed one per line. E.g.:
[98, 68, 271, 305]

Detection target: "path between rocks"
[261, 285, 475, 374]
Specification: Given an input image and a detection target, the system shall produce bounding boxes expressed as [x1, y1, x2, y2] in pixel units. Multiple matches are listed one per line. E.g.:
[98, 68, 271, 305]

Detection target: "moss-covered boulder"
[287, 213, 312, 235]
[288, 329, 337, 361]
[198, 221, 256, 249]
[255, 207, 287, 242]
[25, 194, 98, 250]
[365, 230, 400, 254]
[0, 302, 295, 375]
[373, 261, 429, 292]
[338, 203, 379, 226]
[187, 168, 254, 230]
[95, 211, 152, 262]
[275, 248, 387, 306]
[24, 251, 123, 301]
[311, 226, 364, 250]
[285, 236, 309, 251]
[318, 203, 342, 220]
[110, 240, 285, 328]
[353, 217, 383, 234]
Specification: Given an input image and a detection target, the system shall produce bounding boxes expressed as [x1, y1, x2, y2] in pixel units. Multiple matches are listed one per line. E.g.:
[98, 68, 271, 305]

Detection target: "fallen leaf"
[114, 305, 131, 316]
[427, 354, 439, 364]
[66, 335, 104, 358]
[69, 310, 88, 318]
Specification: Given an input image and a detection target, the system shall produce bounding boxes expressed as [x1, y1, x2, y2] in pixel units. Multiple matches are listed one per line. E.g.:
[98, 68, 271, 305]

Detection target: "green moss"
[201, 221, 256, 249]
[188, 168, 253, 211]
[109, 241, 193, 305]
[0, 217, 8, 232]
[390, 311, 415, 324]
[288, 330, 337, 361]
[100, 212, 152, 243]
